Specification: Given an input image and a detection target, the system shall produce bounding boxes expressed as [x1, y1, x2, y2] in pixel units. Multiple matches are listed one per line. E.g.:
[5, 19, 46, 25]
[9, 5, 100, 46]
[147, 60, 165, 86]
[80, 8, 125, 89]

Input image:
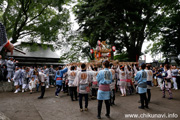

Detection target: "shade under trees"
[73, 0, 179, 61]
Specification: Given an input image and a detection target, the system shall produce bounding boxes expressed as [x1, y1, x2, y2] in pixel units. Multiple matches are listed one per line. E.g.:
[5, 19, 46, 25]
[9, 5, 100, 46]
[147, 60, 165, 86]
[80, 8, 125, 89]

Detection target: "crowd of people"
[1, 20, 180, 119]
[0, 57, 180, 119]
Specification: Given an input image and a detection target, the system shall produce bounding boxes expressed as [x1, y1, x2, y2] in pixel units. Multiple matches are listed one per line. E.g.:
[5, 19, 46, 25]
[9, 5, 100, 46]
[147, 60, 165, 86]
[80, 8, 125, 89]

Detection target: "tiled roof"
[8, 43, 60, 59]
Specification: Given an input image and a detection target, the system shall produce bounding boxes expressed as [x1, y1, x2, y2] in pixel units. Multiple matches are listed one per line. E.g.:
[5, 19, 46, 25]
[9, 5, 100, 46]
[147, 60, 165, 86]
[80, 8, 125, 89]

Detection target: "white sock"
[123, 89, 126, 95]
[120, 88, 124, 94]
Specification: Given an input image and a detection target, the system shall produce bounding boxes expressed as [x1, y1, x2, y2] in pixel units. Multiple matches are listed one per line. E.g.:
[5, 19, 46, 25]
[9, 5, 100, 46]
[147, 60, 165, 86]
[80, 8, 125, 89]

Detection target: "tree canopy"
[0, 0, 71, 44]
[73, 0, 179, 61]
[146, 2, 180, 64]
[58, 31, 91, 63]
[1, 0, 180, 63]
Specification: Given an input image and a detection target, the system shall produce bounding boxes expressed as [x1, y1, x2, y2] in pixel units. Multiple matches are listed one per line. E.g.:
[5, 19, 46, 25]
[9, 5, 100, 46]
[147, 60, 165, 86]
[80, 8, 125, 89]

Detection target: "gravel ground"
[0, 87, 179, 120]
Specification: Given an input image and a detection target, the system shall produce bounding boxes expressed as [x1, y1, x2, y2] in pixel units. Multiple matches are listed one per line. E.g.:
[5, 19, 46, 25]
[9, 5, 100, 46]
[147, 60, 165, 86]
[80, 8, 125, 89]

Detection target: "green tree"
[73, 0, 178, 61]
[146, 2, 180, 64]
[0, 0, 71, 44]
[58, 31, 91, 63]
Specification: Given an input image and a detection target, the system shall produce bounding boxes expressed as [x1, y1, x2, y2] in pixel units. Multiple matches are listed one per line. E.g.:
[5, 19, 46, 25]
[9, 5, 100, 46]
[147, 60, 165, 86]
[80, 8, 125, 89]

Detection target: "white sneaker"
[8, 79, 11, 82]
[14, 90, 18, 94]
[18, 88, 21, 91]
[22, 90, 24, 93]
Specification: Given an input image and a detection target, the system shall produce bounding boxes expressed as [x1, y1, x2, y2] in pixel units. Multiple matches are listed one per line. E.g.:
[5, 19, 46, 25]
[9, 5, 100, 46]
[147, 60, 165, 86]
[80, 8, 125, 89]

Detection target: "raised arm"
[73, 71, 80, 86]
[133, 65, 138, 74]
[61, 67, 68, 74]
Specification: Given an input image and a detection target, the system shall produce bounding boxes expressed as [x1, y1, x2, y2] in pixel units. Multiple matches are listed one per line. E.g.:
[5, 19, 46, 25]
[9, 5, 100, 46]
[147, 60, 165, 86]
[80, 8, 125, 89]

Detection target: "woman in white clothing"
[117, 65, 127, 96]
[171, 66, 178, 90]
[145, 65, 153, 102]
[68, 66, 78, 101]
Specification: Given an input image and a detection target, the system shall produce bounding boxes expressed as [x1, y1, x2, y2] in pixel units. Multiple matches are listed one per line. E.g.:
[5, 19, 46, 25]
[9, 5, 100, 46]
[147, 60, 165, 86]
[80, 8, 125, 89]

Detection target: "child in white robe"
[29, 77, 37, 94]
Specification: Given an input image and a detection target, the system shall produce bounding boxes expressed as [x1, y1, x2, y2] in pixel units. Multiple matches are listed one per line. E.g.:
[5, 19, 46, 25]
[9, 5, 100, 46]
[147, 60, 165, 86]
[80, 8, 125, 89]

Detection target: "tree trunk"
[127, 48, 138, 62]
[127, 44, 142, 62]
